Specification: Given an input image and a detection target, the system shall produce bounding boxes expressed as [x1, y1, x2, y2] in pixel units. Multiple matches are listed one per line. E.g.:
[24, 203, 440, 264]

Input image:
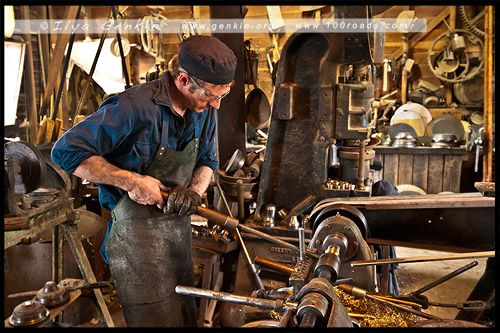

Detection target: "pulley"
[4, 141, 47, 194]
[8, 300, 50, 327]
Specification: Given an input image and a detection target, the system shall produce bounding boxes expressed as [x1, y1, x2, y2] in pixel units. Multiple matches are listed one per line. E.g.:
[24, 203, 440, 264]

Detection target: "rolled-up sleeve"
[51, 96, 135, 173]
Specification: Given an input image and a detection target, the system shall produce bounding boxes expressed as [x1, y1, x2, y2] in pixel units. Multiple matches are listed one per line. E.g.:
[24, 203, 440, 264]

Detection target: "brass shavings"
[334, 286, 423, 328]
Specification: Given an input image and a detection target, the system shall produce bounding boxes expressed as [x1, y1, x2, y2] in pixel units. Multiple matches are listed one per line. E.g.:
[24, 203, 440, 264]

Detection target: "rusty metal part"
[8, 300, 50, 327]
[255, 256, 295, 275]
[351, 251, 495, 267]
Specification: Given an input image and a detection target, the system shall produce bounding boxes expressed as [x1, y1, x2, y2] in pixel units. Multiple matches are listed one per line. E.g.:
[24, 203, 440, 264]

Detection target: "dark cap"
[178, 35, 237, 85]
[370, 160, 383, 171]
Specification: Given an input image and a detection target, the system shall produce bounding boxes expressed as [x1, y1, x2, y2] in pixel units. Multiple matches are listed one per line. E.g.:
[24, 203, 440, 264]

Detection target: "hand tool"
[160, 190, 316, 257]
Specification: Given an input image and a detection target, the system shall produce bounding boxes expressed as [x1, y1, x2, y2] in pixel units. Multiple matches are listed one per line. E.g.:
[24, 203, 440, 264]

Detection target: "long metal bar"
[351, 251, 495, 267]
[235, 228, 265, 291]
[175, 285, 298, 311]
[61, 223, 115, 327]
[111, 6, 131, 89]
[161, 190, 301, 252]
[413, 261, 478, 295]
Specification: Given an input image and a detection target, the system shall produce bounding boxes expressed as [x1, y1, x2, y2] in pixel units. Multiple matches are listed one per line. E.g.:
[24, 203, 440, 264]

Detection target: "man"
[51, 35, 237, 327]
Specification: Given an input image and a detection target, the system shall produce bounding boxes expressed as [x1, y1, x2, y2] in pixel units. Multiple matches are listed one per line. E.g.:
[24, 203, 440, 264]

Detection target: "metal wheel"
[427, 29, 484, 83]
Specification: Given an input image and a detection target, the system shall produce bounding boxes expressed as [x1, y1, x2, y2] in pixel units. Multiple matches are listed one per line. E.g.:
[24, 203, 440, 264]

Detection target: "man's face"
[186, 76, 231, 113]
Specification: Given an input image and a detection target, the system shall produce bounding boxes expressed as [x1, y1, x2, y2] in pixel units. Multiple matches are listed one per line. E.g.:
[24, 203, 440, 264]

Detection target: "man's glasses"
[189, 75, 231, 101]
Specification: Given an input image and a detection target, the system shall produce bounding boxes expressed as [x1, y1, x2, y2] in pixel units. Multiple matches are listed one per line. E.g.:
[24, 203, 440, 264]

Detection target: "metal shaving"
[334, 287, 423, 327]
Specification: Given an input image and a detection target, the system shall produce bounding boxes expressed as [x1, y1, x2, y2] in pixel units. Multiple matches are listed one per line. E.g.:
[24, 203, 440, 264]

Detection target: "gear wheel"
[427, 29, 484, 83]
[459, 6, 485, 38]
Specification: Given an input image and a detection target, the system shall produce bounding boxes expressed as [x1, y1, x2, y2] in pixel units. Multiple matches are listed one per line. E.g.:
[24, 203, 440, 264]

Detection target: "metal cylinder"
[262, 204, 276, 228]
[296, 292, 329, 320]
[314, 251, 341, 282]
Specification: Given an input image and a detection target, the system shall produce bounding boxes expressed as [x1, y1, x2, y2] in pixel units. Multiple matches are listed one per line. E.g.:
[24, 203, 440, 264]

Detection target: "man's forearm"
[73, 155, 167, 207]
[188, 166, 213, 197]
[73, 155, 136, 191]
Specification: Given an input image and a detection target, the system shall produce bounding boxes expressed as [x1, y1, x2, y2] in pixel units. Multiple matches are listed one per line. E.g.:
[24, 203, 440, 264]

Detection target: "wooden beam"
[39, 6, 80, 119]
[19, 6, 39, 143]
[388, 6, 452, 60]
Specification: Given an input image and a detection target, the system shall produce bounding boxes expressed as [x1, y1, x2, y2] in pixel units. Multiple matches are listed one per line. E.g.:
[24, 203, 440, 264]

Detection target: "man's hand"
[127, 174, 169, 209]
[163, 186, 201, 216]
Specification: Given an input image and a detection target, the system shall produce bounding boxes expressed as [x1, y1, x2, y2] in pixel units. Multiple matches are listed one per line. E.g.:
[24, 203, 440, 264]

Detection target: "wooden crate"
[374, 147, 470, 194]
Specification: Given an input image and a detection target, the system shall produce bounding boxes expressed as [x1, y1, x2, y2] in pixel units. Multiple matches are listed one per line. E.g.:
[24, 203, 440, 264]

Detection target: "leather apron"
[107, 117, 200, 327]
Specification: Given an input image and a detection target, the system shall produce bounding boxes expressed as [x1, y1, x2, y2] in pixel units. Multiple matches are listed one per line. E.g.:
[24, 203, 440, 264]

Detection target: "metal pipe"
[351, 251, 495, 267]
[412, 261, 478, 295]
[175, 285, 298, 311]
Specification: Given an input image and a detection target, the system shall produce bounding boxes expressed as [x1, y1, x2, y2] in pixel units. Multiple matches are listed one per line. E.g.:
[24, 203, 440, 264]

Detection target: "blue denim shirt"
[51, 73, 218, 212]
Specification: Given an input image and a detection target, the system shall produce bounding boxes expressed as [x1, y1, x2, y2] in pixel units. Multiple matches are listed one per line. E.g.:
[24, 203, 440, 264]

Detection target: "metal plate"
[429, 114, 465, 141]
[388, 123, 418, 141]
[246, 88, 271, 130]
[5, 141, 47, 194]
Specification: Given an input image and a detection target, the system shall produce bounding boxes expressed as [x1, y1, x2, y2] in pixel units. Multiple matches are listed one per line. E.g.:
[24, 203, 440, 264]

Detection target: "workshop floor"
[394, 246, 488, 320]
[79, 246, 488, 328]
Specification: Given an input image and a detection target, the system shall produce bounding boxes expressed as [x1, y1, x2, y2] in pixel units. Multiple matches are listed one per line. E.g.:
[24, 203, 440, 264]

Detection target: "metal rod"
[111, 6, 130, 89]
[351, 251, 495, 267]
[71, 10, 111, 127]
[236, 228, 265, 291]
[236, 179, 245, 222]
[298, 227, 306, 260]
[254, 256, 295, 275]
[175, 285, 297, 311]
[216, 181, 233, 218]
[238, 224, 299, 252]
[161, 190, 300, 252]
[366, 294, 440, 320]
[412, 261, 479, 295]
